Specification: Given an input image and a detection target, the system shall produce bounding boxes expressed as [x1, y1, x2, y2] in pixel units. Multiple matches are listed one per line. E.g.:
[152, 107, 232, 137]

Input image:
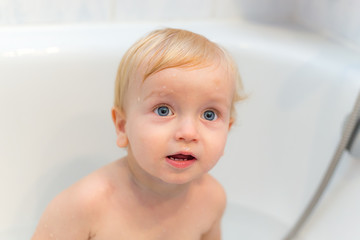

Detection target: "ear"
[228, 117, 235, 130]
[111, 107, 128, 148]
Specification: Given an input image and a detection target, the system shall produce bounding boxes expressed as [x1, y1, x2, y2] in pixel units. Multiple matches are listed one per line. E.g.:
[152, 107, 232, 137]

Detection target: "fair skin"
[32, 58, 235, 240]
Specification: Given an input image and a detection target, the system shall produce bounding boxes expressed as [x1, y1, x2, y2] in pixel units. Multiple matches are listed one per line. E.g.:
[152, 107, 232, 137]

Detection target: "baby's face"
[123, 61, 235, 184]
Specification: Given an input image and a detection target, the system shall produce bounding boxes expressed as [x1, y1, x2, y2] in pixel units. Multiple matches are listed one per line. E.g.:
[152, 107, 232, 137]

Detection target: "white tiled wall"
[295, 0, 360, 48]
[0, 0, 112, 24]
[0, 0, 359, 47]
[0, 0, 241, 24]
[113, 0, 215, 21]
[234, 0, 294, 23]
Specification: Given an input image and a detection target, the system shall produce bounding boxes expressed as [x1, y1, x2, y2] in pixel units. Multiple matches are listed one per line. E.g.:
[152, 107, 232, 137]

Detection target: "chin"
[161, 173, 203, 185]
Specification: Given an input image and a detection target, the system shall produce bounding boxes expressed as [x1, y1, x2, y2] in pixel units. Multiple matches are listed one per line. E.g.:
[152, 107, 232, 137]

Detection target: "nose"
[175, 117, 199, 143]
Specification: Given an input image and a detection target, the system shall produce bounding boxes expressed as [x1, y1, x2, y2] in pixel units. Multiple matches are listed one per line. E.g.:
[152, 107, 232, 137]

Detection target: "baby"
[32, 28, 245, 240]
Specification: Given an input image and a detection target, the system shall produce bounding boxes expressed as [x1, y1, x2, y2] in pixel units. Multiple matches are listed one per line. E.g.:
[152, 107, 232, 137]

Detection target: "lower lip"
[166, 158, 196, 169]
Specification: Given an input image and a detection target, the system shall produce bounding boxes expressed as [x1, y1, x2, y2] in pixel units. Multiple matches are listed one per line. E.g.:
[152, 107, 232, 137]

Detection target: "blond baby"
[32, 28, 245, 240]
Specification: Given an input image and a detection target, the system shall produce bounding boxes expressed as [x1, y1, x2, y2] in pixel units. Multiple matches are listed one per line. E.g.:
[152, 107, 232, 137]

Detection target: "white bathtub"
[1, 21, 360, 240]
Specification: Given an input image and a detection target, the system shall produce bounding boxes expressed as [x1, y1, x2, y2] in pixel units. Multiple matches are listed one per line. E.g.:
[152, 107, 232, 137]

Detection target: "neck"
[124, 155, 192, 200]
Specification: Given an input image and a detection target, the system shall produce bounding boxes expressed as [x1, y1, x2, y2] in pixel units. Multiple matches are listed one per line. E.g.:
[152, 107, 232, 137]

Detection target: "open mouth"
[166, 153, 197, 169]
[167, 154, 196, 161]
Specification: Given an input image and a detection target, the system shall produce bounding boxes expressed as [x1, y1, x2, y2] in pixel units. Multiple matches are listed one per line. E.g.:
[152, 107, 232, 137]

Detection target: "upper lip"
[167, 152, 197, 160]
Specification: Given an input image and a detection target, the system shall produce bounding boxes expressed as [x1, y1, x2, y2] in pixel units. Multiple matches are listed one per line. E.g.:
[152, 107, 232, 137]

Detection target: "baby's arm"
[201, 217, 223, 240]
[31, 179, 98, 240]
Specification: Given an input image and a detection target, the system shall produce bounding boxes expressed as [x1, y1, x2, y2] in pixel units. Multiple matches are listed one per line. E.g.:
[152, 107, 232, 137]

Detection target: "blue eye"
[155, 106, 173, 116]
[203, 110, 217, 121]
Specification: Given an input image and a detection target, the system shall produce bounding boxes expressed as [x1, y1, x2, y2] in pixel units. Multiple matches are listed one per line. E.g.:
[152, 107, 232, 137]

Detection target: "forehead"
[148, 60, 231, 84]
[139, 55, 232, 82]
[139, 63, 235, 103]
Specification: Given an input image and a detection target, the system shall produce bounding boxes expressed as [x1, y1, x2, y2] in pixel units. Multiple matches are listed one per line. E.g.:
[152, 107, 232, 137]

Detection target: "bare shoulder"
[62, 159, 122, 212]
[193, 174, 227, 240]
[193, 174, 227, 218]
[31, 160, 122, 240]
[198, 174, 226, 207]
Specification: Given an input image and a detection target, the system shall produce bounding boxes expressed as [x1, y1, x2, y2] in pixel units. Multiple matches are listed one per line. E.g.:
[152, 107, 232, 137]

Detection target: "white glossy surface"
[1, 21, 360, 239]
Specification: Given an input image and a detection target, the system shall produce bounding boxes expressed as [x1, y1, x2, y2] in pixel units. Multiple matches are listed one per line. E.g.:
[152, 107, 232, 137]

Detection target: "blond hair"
[114, 28, 245, 119]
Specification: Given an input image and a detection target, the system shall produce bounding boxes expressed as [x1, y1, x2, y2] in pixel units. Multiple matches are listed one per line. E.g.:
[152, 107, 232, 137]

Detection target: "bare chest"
[91, 199, 214, 240]
[93, 222, 204, 240]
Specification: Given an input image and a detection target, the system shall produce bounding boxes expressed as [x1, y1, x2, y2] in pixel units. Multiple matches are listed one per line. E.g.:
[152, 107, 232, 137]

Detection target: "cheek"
[126, 121, 169, 156]
[214, 135, 228, 158]
[204, 130, 229, 165]
[127, 125, 148, 152]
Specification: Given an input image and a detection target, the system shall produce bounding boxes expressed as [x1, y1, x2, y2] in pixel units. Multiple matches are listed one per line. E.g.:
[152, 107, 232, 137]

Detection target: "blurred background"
[0, 0, 359, 48]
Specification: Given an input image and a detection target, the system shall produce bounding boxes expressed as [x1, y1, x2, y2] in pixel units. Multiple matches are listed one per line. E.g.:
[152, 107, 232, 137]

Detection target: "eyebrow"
[209, 95, 232, 108]
[143, 88, 232, 108]
[143, 89, 174, 101]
